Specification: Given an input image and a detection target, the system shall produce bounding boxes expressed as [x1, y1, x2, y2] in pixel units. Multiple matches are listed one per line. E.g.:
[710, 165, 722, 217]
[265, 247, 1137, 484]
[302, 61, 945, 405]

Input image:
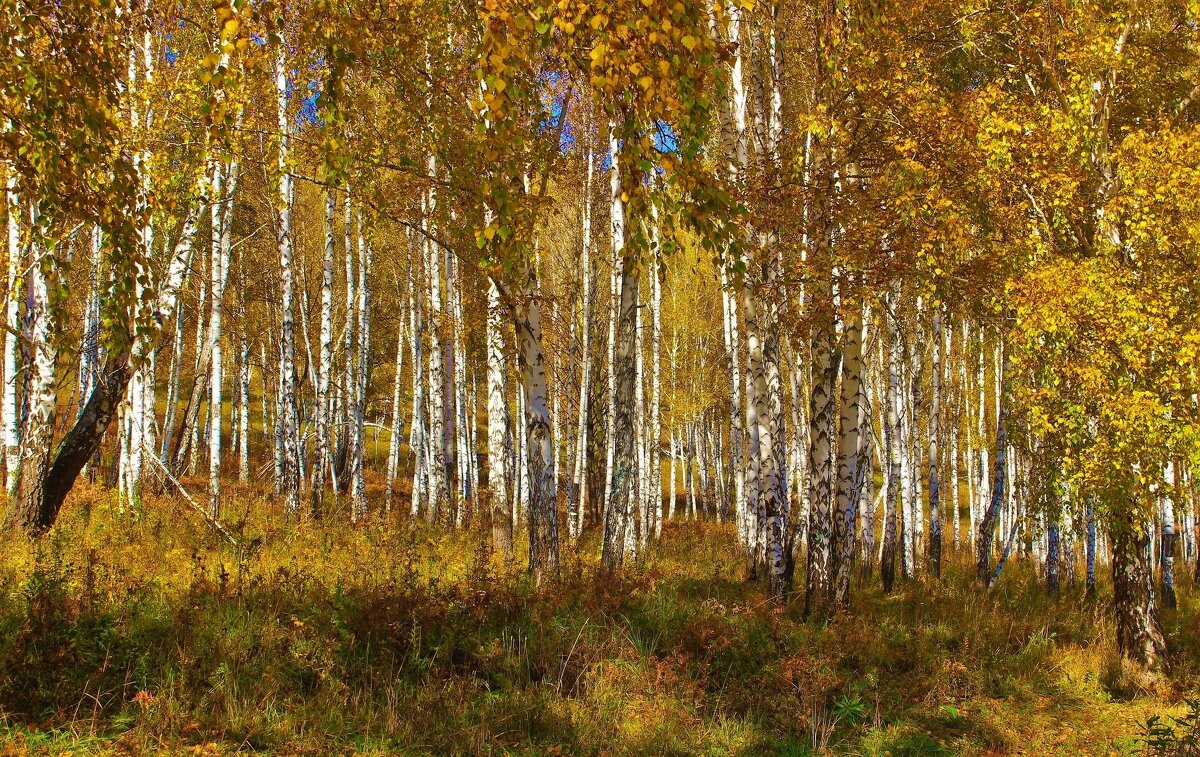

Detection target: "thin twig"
[143, 445, 239, 547]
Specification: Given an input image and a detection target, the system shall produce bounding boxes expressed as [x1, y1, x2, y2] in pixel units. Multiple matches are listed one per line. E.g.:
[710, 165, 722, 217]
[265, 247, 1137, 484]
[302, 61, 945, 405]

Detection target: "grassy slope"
[0, 479, 1195, 755]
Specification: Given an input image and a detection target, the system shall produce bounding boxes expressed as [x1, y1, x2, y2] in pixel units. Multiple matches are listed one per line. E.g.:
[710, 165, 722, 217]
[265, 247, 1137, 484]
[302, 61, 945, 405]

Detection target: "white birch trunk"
[351, 210, 370, 521]
[976, 327, 989, 546]
[649, 245, 663, 542]
[3, 170, 22, 494]
[633, 271, 646, 551]
[238, 326, 250, 483]
[452, 251, 470, 518]
[668, 432, 677, 522]
[410, 233, 427, 517]
[600, 126, 637, 570]
[313, 189, 336, 512]
[186, 255, 208, 477]
[805, 288, 836, 613]
[881, 289, 904, 591]
[16, 208, 58, 518]
[899, 331, 915, 580]
[385, 283, 406, 513]
[424, 184, 449, 520]
[274, 42, 301, 516]
[602, 185, 622, 519]
[928, 306, 942, 575]
[519, 265, 558, 579]
[207, 161, 226, 517]
[341, 190, 355, 490]
[834, 301, 864, 605]
[487, 275, 513, 555]
[1162, 460, 1178, 608]
[721, 272, 746, 544]
[514, 380, 527, 525]
[570, 143, 595, 540]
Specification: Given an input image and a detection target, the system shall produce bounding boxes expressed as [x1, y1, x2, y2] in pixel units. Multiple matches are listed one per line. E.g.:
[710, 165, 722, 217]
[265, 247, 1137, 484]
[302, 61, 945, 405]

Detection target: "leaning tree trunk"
[6, 211, 200, 533]
[1112, 508, 1168, 669]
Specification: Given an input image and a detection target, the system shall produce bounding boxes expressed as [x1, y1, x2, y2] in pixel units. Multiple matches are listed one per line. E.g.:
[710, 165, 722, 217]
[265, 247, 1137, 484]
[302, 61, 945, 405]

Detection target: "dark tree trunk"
[586, 384, 604, 529]
[1111, 512, 1168, 669]
[600, 256, 638, 572]
[1046, 521, 1061, 593]
[3, 352, 131, 534]
[1086, 498, 1097, 599]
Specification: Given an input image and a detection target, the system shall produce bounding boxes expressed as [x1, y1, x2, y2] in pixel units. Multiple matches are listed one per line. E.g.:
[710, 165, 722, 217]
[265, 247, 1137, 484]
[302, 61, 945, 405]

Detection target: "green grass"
[0, 478, 1193, 754]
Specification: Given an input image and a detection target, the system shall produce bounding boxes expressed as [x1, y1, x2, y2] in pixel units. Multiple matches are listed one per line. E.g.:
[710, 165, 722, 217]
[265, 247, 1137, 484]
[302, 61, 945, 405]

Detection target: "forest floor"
[0, 478, 1197, 755]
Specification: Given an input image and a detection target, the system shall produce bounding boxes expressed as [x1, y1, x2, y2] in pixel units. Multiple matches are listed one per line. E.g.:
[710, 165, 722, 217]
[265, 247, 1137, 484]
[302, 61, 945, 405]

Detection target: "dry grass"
[0, 478, 1194, 754]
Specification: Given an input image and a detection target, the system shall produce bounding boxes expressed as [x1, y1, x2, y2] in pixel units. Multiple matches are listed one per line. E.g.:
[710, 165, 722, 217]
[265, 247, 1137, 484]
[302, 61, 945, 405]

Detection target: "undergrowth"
[0, 478, 1195, 754]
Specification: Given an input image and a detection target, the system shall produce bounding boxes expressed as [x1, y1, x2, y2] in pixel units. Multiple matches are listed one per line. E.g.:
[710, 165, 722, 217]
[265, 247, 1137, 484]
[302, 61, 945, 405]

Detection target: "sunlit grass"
[0, 478, 1193, 754]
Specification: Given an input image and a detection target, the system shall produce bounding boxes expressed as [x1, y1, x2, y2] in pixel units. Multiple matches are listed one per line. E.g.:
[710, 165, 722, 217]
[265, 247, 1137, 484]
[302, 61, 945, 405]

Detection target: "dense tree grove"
[3, 0, 1200, 680]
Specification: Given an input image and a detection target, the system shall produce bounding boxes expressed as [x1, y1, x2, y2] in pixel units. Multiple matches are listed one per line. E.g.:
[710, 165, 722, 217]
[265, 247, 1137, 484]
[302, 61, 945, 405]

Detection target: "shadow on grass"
[0, 482, 1192, 754]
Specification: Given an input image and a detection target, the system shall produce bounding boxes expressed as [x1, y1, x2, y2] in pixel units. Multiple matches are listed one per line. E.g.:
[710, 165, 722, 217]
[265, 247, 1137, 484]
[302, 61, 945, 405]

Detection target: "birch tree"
[312, 188, 336, 513]
[487, 276, 513, 555]
[570, 142, 594, 541]
[273, 36, 301, 518]
[3, 170, 21, 495]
